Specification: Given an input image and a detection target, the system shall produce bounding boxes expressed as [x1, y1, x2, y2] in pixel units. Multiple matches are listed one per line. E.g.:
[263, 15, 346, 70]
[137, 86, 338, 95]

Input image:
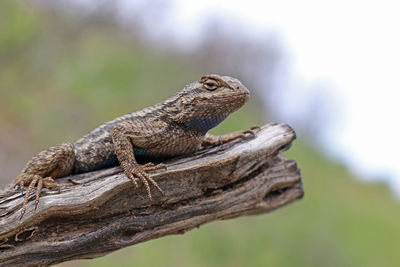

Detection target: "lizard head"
[169, 74, 250, 132]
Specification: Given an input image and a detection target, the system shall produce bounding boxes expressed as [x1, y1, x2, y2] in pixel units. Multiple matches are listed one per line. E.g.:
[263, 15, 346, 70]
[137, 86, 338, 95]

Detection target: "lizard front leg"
[112, 121, 164, 200]
[14, 143, 75, 218]
[201, 126, 260, 147]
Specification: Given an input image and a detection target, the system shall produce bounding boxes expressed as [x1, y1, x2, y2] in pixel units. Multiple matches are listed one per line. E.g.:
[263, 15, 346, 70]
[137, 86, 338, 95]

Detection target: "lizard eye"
[203, 79, 218, 91]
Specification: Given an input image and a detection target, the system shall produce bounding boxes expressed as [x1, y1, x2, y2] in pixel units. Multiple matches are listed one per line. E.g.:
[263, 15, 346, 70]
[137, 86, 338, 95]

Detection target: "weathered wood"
[0, 123, 303, 266]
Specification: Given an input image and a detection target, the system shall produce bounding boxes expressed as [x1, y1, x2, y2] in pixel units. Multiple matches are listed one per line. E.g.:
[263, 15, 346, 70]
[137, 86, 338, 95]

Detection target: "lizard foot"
[240, 125, 261, 138]
[203, 125, 261, 147]
[15, 174, 59, 219]
[142, 162, 167, 172]
[124, 164, 164, 200]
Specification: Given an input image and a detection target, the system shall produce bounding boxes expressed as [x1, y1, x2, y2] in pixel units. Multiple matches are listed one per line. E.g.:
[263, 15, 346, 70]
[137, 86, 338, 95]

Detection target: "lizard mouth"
[242, 90, 250, 102]
[225, 90, 250, 103]
[211, 91, 249, 113]
[233, 86, 250, 102]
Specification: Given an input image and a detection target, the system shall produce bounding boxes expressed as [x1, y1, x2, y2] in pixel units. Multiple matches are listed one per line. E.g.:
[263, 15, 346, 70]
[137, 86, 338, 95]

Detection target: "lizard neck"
[184, 114, 228, 133]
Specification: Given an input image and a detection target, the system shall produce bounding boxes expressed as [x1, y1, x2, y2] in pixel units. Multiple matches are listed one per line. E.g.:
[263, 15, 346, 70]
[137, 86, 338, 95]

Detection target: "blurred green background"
[0, 1, 399, 267]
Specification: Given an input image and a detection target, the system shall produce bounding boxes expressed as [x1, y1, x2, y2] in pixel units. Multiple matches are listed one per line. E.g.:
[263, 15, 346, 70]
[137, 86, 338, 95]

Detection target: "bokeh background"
[1, 1, 399, 266]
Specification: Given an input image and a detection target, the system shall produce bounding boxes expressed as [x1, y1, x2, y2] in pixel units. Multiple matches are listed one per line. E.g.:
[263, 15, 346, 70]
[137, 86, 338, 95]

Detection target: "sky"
[161, 0, 400, 195]
[113, 0, 400, 194]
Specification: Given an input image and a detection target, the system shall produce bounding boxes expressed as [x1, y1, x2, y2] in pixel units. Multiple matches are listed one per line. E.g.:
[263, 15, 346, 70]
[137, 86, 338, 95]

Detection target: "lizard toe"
[126, 165, 164, 200]
[43, 177, 59, 190]
[142, 162, 167, 172]
[125, 169, 139, 188]
[17, 174, 60, 219]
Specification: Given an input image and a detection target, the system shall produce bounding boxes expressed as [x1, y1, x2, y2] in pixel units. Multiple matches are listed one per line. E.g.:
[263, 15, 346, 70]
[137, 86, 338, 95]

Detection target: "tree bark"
[0, 123, 303, 266]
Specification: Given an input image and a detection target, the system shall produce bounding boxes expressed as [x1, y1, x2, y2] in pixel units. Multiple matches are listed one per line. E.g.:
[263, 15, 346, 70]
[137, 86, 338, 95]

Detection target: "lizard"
[14, 74, 258, 218]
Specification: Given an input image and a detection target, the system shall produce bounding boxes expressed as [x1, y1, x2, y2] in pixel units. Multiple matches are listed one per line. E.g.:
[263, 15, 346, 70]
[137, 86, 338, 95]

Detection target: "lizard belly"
[72, 127, 202, 173]
[73, 142, 162, 173]
[147, 134, 202, 157]
[73, 140, 118, 173]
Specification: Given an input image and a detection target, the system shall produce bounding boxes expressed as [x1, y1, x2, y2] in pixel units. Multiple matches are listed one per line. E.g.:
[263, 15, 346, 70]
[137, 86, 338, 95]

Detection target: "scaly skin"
[15, 74, 258, 217]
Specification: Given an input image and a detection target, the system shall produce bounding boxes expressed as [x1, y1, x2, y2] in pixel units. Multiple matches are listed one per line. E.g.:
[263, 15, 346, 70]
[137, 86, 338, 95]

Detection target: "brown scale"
[14, 74, 259, 218]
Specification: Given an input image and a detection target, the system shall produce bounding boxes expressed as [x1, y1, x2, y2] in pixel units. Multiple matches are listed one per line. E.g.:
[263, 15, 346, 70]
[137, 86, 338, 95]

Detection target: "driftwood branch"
[0, 123, 303, 266]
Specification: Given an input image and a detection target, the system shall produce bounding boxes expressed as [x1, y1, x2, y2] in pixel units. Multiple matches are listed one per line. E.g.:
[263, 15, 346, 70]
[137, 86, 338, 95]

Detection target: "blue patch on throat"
[185, 115, 227, 132]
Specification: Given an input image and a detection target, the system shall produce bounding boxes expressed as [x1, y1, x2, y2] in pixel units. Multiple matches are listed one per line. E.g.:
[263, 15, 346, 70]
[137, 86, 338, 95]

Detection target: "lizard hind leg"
[15, 143, 75, 218]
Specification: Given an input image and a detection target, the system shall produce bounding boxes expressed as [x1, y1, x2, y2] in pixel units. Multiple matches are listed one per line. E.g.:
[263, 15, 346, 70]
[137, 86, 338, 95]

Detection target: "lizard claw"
[250, 125, 261, 131]
[241, 125, 261, 138]
[142, 162, 167, 172]
[125, 164, 164, 200]
[15, 174, 59, 219]
[125, 170, 139, 189]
